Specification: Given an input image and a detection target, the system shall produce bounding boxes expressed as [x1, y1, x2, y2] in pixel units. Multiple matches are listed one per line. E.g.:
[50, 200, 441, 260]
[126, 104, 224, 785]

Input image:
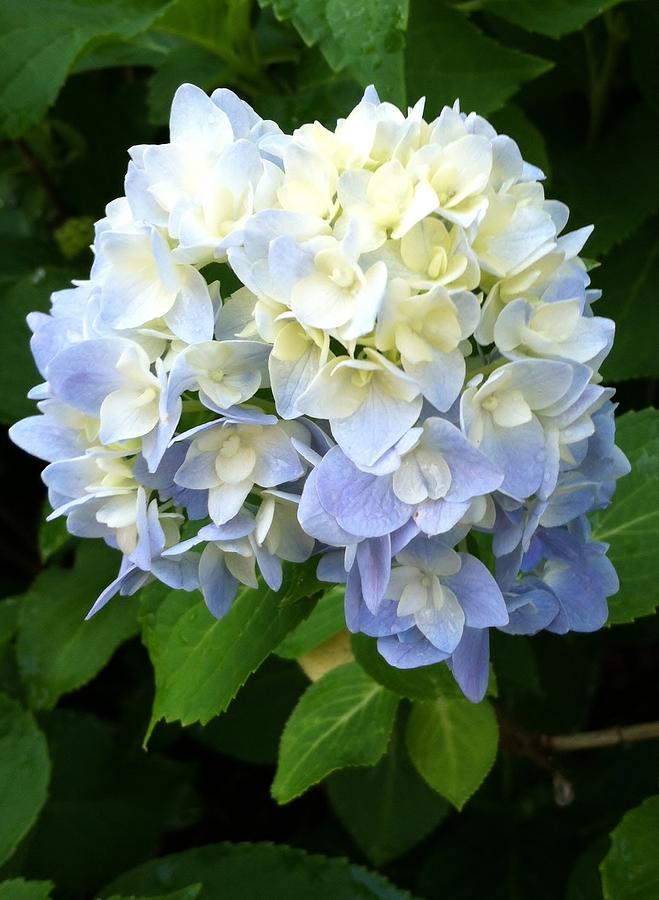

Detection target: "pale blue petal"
[269, 340, 322, 420]
[415, 598, 465, 653]
[200, 403, 277, 425]
[251, 425, 304, 486]
[424, 417, 503, 501]
[170, 82, 233, 147]
[480, 415, 546, 501]
[356, 536, 391, 614]
[199, 544, 239, 619]
[448, 626, 490, 703]
[377, 630, 450, 668]
[498, 580, 559, 635]
[317, 550, 347, 583]
[403, 348, 465, 413]
[254, 541, 283, 591]
[174, 450, 218, 490]
[444, 554, 508, 628]
[9, 415, 84, 463]
[164, 270, 214, 343]
[152, 553, 200, 591]
[298, 466, 360, 546]
[86, 562, 149, 619]
[314, 447, 412, 539]
[210, 87, 262, 138]
[42, 455, 100, 501]
[331, 386, 422, 467]
[414, 498, 470, 535]
[30, 313, 83, 377]
[345, 565, 412, 636]
[395, 534, 459, 573]
[47, 338, 131, 416]
[268, 234, 314, 298]
[390, 520, 420, 555]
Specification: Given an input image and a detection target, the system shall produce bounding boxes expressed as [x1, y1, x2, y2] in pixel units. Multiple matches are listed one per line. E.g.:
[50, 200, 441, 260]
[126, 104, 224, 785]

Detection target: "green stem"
[544, 720, 659, 752]
[151, 24, 267, 94]
[585, 10, 628, 145]
[465, 355, 506, 382]
[16, 139, 67, 224]
[453, 0, 483, 12]
[181, 399, 207, 413]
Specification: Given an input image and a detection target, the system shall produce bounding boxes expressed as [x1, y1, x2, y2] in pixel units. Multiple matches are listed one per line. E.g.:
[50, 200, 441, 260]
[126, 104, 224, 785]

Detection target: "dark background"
[0, 1, 658, 898]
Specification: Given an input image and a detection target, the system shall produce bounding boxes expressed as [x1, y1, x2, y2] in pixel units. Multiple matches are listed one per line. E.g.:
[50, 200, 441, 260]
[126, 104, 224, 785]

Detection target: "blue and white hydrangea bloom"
[10, 83, 629, 702]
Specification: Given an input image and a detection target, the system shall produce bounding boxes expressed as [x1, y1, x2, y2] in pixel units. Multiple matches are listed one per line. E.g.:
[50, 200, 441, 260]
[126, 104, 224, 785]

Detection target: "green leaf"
[276, 586, 346, 659]
[194, 656, 307, 765]
[405, 696, 498, 809]
[0, 0, 174, 137]
[327, 727, 450, 864]
[552, 104, 659, 258]
[53, 215, 95, 261]
[258, 0, 408, 106]
[0, 693, 50, 866]
[0, 598, 19, 658]
[405, 0, 551, 117]
[16, 541, 139, 710]
[20, 710, 197, 898]
[254, 72, 362, 133]
[272, 662, 399, 804]
[146, 0, 259, 125]
[600, 795, 659, 900]
[596, 219, 659, 381]
[0, 238, 58, 288]
[101, 842, 411, 899]
[0, 880, 53, 900]
[38, 512, 72, 564]
[351, 632, 462, 700]
[140, 560, 321, 735]
[0, 267, 77, 424]
[71, 32, 169, 73]
[322, 0, 408, 106]
[152, 0, 253, 61]
[566, 844, 608, 900]
[482, 0, 628, 39]
[628, 2, 659, 117]
[590, 409, 659, 624]
[106, 888, 202, 900]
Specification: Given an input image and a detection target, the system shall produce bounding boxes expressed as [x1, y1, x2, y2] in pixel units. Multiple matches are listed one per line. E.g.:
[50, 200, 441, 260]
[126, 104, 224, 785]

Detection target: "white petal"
[99, 387, 159, 443]
[208, 481, 252, 524]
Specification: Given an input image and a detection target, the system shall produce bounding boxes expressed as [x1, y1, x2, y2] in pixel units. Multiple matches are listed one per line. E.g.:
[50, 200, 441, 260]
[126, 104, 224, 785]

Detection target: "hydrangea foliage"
[10, 83, 629, 702]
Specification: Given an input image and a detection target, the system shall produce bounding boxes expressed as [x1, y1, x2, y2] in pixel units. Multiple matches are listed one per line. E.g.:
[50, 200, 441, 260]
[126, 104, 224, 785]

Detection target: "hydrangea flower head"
[10, 83, 628, 702]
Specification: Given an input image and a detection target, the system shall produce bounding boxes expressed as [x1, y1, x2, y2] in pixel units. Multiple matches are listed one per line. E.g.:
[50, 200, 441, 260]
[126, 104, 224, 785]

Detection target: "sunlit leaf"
[258, 0, 408, 105]
[601, 795, 659, 900]
[272, 662, 399, 803]
[0, 693, 50, 866]
[0, 881, 53, 900]
[591, 410, 659, 624]
[140, 561, 320, 734]
[596, 219, 659, 381]
[0, 0, 173, 137]
[101, 842, 411, 899]
[327, 729, 450, 864]
[351, 632, 462, 700]
[483, 0, 628, 39]
[406, 696, 498, 810]
[406, 0, 551, 116]
[16, 541, 139, 710]
[276, 586, 346, 659]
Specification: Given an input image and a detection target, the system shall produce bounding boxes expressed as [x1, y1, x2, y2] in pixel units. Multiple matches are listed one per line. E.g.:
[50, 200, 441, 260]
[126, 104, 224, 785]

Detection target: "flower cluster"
[11, 84, 629, 701]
